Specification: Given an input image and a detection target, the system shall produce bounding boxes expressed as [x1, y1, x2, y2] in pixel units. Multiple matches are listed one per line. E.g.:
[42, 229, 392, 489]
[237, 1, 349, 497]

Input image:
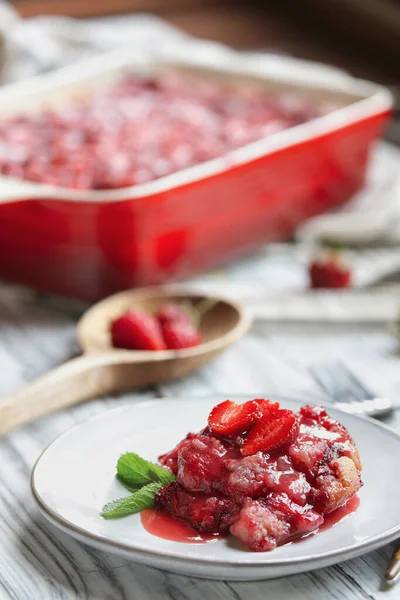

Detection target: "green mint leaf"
[101, 482, 162, 519]
[147, 462, 176, 485]
[116, 474, 143, 493]
[116, 452, 175, 488]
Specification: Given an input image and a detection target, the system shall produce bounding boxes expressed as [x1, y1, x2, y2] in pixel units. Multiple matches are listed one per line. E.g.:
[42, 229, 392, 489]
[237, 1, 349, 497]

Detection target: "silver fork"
[310, 360, 398, 586]
[309, 360, 393, 418]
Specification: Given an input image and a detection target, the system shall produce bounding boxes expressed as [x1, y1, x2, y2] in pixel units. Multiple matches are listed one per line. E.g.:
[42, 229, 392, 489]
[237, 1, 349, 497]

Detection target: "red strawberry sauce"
[140, 509, 224, 544]
[286, 495, 360, 545]
[141, 496, 360, 545]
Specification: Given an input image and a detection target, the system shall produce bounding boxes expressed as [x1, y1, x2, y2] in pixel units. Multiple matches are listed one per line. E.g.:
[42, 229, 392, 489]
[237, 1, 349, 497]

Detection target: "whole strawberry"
[111, 309, 166, 351]
[309, 251, 351, 289]
[161, 320, 201, 350]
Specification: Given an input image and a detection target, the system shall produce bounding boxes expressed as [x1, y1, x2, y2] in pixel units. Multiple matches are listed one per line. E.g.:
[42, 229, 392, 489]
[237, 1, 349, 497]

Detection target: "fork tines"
[309, 361, 374, 404]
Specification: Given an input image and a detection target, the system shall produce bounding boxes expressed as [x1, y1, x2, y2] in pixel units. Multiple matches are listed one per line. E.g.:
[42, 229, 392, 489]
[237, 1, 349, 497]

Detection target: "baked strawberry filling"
[156, 400, 362, 551]
[0, 74, 333, 190]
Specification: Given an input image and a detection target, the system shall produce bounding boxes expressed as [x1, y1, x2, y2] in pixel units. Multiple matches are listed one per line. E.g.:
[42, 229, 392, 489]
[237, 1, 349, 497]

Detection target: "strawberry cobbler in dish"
[0, 74, 332, 190]
[156, 399, 362, 551]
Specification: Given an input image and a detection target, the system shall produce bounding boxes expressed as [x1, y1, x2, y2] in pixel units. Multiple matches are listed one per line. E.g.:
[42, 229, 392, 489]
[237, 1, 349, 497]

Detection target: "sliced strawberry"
[161, 320, 201, 350]
[252, 399, 280, 417]
[111, 309, 166, 351]
[208, 399, 279, 436]
[208, 400, 256, 436]
[157, 303, 193, 326]
[241, 409, 299, 456]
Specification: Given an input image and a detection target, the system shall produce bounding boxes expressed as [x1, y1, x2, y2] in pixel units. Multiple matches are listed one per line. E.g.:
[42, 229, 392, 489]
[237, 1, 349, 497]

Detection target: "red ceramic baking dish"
[0, 48, 392, 300]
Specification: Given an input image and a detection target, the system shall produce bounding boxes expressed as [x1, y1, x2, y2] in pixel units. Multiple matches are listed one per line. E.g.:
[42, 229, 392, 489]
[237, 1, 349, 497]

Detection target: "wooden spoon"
[0, 286, 251, 436]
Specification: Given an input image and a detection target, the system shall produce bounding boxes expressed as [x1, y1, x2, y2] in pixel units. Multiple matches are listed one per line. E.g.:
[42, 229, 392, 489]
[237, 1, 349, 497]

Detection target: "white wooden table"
[0, 281, 399, 600]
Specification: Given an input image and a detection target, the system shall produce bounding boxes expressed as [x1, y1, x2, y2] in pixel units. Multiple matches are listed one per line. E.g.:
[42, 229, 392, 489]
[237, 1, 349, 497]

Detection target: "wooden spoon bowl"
[79, 287, 245, 353]
[0, 286, 251, 435]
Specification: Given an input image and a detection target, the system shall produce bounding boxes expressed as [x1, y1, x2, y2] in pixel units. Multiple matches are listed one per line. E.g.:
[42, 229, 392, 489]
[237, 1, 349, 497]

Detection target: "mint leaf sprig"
[117, 452, 174, 487]
[101, 482, 163, 519]
[101, 452, 175, 519]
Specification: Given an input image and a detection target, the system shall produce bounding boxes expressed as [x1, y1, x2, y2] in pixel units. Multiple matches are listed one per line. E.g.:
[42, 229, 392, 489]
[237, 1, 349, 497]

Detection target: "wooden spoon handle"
[0, 354, 120, 436]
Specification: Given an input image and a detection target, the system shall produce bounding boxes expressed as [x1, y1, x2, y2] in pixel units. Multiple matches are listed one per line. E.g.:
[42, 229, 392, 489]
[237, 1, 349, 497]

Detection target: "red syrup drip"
[140, 509, 225, 544]
[286, 495, 361, 545]
[319, 495, 360, 532]
[141, 496, 360, 546]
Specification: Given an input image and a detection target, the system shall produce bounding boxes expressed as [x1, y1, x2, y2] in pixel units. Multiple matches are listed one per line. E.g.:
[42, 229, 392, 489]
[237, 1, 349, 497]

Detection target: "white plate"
[31, 395, 400, 581]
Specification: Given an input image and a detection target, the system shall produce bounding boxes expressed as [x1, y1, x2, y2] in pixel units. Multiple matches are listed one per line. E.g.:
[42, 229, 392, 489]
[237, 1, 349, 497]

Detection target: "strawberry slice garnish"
[208, 399, 279, 436]
[241, 409, 298, 456]
[111, 309, 166, 351]
[208, 400, 257, 436]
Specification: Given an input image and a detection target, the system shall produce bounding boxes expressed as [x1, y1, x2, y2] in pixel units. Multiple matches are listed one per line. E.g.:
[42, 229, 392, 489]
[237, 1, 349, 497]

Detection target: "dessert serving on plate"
[102, 399, 362, 552]
[31, 394, 400, 578]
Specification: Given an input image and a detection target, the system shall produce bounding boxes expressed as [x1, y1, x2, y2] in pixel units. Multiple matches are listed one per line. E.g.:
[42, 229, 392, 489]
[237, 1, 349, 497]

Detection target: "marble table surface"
[0, 281, 399, 600]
